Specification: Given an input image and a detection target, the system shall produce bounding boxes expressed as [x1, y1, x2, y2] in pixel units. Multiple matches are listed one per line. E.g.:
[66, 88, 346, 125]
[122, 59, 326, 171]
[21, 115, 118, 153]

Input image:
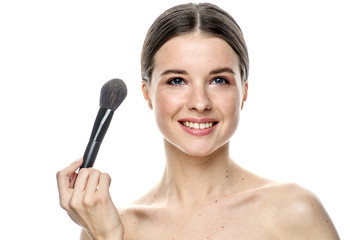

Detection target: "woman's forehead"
[153, 32, 240, 75]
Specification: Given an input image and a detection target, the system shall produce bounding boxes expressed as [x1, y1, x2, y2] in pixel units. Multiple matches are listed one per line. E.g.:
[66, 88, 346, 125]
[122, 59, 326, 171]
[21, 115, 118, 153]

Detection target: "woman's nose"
[186, 85, 213, 112]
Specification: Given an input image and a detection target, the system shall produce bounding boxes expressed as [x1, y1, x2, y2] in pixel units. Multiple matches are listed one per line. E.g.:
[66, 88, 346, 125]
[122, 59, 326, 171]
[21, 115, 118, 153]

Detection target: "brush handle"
[81, 108, 114, 168]
[82, 140, 101, 168]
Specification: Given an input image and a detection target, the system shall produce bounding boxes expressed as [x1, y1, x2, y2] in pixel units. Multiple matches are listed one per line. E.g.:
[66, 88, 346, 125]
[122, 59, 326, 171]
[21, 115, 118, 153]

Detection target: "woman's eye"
[210, 77, 229, 85]
[167, 77, 186, 85]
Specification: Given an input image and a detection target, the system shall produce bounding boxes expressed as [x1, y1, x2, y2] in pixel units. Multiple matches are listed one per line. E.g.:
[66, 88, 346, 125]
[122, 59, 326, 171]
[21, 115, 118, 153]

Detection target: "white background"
[0, 0, 359, 239]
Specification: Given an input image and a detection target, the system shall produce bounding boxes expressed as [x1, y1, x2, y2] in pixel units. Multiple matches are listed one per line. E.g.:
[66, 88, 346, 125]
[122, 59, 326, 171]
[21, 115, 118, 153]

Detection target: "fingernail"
[71, 158, 82, 165]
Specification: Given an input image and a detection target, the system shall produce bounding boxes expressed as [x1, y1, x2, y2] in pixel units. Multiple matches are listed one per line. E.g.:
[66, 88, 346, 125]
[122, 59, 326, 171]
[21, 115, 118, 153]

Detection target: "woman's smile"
[178, 118, 219, 136]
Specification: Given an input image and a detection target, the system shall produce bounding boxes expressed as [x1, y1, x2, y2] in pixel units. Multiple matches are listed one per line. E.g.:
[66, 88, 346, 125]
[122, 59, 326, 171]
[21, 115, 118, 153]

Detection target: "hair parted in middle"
[141, 2, 249, 84]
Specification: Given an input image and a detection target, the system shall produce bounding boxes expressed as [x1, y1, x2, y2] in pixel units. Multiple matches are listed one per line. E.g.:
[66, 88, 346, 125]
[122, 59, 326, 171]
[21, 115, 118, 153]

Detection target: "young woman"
[57, 3, 339, 239]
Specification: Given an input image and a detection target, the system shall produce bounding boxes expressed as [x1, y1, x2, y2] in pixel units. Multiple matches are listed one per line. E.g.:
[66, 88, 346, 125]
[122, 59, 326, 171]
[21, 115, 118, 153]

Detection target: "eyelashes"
[167, 77, 186, 85]
[210, 77, 230, 85]
[166, 77, 230, 86]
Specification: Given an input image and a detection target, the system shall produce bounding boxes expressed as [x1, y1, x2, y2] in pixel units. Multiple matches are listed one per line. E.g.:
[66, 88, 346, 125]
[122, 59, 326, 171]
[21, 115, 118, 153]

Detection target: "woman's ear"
[241, 82, 248, 110]
[142, 80, 153, 110]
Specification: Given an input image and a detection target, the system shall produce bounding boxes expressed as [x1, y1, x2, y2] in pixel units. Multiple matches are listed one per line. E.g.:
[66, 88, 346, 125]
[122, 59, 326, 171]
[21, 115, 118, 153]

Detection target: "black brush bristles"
[100, 78, 127, 110]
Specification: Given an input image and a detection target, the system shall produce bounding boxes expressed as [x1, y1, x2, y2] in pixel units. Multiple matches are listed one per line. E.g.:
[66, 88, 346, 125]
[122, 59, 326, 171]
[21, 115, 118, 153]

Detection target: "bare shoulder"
[117, 188, 158, 219]
[264, 182, 339, 239]
[116, 196, 158, 239]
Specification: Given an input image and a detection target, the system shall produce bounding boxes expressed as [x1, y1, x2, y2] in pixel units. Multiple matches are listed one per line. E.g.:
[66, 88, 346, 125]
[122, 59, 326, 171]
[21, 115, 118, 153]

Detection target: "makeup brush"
[80, 78, 127, 169]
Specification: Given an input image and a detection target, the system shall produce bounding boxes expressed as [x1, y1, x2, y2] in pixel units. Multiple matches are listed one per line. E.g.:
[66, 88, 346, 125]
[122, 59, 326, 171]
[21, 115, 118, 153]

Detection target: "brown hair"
[141, 2, 249, 83]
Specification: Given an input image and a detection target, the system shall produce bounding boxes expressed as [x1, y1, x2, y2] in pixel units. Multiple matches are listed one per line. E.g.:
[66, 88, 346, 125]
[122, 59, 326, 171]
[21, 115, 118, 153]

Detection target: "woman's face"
[142, 32, 247, 156]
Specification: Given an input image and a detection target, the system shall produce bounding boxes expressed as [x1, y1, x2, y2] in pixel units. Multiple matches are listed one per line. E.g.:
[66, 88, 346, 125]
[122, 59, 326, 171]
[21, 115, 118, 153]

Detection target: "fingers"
[56, 161, 121, 238]
[56, 159, 112, 205]
[99, 172, 111, 187]
[71, 168, 111, 203]
[97, 173, 112, 195]
[56, 158, 83, 195]
[73, 168, 91, 192]
[69, 172, 78, 189]
[82, 169, 101, 195]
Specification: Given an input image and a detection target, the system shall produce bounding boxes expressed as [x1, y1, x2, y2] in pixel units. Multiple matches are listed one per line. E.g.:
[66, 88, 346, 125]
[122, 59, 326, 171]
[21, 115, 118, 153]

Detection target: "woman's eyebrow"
[160, 68, 235, 76]
[209, 67, 235, 75]
[160, 69, 188, 76]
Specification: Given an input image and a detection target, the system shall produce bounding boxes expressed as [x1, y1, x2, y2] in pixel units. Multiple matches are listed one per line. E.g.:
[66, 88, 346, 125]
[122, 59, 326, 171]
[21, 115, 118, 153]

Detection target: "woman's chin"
[167, 139, 229, 158]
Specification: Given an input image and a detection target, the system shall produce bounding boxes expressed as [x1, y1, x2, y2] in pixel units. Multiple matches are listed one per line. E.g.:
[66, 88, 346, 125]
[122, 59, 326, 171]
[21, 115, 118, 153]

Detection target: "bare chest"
[122, 201, 278, 240]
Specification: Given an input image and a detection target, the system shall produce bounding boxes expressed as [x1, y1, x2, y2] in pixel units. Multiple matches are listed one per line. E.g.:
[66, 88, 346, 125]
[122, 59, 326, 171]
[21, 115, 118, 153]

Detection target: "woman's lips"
[178, 118, 218, 136]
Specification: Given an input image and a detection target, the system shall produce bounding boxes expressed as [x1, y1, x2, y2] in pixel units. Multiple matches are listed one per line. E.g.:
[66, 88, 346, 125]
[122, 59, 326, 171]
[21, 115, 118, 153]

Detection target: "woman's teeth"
[182, 121, 214, 129]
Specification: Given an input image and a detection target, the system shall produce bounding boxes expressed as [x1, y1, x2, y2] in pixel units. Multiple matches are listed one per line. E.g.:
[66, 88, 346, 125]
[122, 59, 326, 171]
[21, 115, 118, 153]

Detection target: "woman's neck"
[158, 139, 242, 207]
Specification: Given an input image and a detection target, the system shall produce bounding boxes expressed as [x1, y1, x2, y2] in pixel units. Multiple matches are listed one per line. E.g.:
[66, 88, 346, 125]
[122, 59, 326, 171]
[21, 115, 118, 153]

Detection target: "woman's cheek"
[154, 91, 180, 128]
[218, 91, 241, 127]
[218, 89, 240, 109]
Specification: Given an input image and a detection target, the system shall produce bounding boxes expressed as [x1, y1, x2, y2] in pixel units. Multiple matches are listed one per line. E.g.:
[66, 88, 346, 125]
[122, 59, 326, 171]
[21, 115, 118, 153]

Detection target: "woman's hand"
[56, 159, 124, 240]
